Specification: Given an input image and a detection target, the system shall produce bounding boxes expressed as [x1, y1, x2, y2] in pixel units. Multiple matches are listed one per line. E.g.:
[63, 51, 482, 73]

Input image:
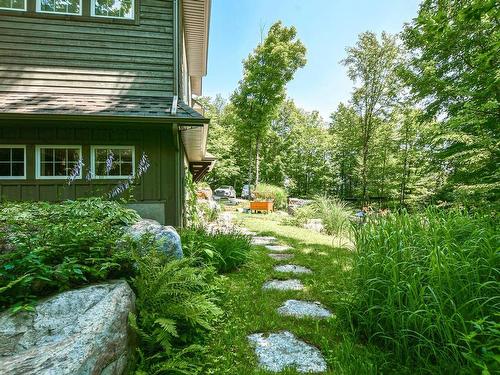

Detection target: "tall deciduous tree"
[402, 0, 499, 201]
[231, 21, 306, 186]
[342, 32, 400, 203]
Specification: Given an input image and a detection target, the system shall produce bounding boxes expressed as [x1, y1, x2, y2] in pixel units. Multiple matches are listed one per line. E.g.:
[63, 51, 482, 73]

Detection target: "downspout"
[171, 0, 180, 116]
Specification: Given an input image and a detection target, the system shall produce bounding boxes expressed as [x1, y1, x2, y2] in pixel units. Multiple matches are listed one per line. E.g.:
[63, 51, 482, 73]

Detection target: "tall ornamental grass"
[254, 183, 287, 210]
[348, 208, 499, 373]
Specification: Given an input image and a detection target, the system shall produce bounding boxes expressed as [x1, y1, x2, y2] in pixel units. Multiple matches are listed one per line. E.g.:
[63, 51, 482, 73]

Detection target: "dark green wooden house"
[0, 0, 215, 226]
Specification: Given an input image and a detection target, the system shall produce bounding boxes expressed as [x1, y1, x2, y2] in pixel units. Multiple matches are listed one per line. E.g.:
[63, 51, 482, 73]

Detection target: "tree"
[231, 21, 306, 186]
[402, 0, 499, 202]
[341, 32, 400, 203]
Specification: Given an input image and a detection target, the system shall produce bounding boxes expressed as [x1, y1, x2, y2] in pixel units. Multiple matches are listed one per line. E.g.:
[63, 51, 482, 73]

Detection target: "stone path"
[240, 226, 332, 373]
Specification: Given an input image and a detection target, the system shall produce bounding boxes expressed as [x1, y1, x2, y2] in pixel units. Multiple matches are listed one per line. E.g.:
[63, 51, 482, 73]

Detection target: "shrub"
[285, 196, 353, 236]
[129, 250, 222, 375]
[180, 228, 252, 273]
[254, 183, 287, 210]
[347, 208, 499, 373]
[0, 198, 139, 311]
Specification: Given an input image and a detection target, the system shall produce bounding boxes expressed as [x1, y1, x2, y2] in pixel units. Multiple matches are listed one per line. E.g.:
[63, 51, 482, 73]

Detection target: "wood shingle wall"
[0, 0, 175, 98]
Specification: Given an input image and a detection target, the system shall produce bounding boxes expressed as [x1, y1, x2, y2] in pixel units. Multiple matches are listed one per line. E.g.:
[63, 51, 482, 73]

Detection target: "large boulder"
[126, 219, 183, 259]
[0, 280, 135, 375]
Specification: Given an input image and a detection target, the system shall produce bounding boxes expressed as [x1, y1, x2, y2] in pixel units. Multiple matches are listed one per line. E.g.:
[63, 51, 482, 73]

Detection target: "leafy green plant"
[254, 183, 287, 210]
[345, 208, 499, 373]
[180, 228, 252, 273]
[285, 197, 353, 236]
[129, 249, 222, 375]
[0, 198, 139, 311]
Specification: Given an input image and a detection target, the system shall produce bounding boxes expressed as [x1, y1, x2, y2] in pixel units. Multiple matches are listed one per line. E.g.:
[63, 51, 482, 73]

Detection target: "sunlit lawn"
[201, 211, 400, 374]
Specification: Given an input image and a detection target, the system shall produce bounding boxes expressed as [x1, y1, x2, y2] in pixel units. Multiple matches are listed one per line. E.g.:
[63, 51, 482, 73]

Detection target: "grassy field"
[201, 212, 400, 374]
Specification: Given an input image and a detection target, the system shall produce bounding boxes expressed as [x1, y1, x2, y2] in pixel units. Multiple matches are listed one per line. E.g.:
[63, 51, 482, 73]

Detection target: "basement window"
[0, 0, 26, 11]
[91, 0, 134, 19]
[0, 145, 26, 179]
[36, 146, 82, 179]
[91, 146, 135, 179]
[36, 0, 82, 15]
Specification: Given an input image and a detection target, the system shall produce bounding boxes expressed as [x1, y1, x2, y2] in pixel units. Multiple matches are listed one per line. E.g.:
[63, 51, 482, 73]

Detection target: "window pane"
[0, 0, 25, 9]
[96, 162, 107, 176]
[11, 162, 24, 176]
[54, 149, 66, 162]
[0, 148, 9, 162]
[95, 148, 108, 162]
[120, 149, 132, 162]
[68, 148, 80, 162]
[108, 162, 120, 176]
[41, 163, 53, 176]
[54, 161, 67, 176]
[41, 148, 53, 162]
[11, 148, 24, 161]
[121, 162, 132, 176]
[94, 0, 133, 19]
[0, 163, 9, 176]
[40, 0, 80, 14]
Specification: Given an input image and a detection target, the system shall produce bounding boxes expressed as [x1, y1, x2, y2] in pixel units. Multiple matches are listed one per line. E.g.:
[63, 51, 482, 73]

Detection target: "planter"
[250, 201, 274, 213]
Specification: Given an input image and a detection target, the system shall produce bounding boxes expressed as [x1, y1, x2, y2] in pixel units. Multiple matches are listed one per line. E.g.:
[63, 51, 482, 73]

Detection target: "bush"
[180, 228, 252, 273]
[285, 197, 353, 236]
[254, 183, 287, 210]
[130, 249, 222, 374]
[0, 198, 139, 311]
[347, 209, 499, 373]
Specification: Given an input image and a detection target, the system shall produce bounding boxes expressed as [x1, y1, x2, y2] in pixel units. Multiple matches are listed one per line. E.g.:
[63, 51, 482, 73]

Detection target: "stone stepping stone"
[248, 331, 327, 373]
[262, 279, 304, 291]
[268, 253, 294, 261]
[277, 300, 333, 319]
[274, 264, 312, 274]
[239, 228, 257, 236]
[265, 245, 292, 252]
[251, 236, 277, 246]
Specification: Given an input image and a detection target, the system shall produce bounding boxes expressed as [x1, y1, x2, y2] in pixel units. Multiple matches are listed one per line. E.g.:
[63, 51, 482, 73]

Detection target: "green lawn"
[201, 212, 399, 374]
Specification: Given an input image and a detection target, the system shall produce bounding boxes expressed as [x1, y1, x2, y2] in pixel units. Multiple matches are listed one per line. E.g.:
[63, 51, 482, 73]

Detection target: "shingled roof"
[0, 93, 207, 122]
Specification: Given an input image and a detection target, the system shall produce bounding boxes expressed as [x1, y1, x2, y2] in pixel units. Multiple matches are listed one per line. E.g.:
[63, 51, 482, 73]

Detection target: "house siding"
[0, 0, 175, 98]
[0, 121, 183, 226]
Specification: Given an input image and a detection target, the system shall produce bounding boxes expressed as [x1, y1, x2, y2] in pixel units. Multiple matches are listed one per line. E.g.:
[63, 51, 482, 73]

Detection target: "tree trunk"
[255, 134, 261, 186]
[248, 140, 253, 198]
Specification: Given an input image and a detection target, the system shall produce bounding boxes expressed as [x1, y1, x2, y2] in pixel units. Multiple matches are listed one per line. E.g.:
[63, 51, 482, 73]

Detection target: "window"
[36, 0, 81, 14]
[0, 0, 26, 11]
[36, 146, 82, 179]
[91, 0, 133, 19]
[91, 146, 135, 179]
[0, 145, 26, 179]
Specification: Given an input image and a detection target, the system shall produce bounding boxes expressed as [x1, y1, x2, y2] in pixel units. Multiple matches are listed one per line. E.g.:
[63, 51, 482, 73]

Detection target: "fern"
[130, 249, 222, 374]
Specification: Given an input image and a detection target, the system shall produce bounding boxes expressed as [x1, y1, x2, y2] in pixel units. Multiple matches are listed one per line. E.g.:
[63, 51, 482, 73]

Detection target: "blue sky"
[203, 0, 421, 120]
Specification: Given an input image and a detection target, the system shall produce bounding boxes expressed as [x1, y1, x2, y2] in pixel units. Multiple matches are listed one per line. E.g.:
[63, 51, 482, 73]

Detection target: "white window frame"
[0, 0, 26, 11]
[36, 0, 82, 15]
[91, 0, 134, 19]
[35, 145, 83, 180]
[0, 145, 26, 180]
[90, 145, 135, 180]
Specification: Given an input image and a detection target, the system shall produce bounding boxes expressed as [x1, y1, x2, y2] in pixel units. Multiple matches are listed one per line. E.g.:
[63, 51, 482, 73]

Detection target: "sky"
[203, 0, 421, 120]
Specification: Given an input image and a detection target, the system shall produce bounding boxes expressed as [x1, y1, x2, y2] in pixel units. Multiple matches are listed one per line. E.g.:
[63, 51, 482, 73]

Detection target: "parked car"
[241, 184, 255, 200]
[214, 186, 236, 199]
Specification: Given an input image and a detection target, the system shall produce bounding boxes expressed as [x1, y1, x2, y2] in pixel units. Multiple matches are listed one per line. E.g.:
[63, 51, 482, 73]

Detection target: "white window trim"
[0, 0, 26, 11]
[90, 145, 135, 180]
[36, 0, 82, 15]
[0, 145, 26, 180]
[90, 0, 134, 19]
[35, 145, 83, 180]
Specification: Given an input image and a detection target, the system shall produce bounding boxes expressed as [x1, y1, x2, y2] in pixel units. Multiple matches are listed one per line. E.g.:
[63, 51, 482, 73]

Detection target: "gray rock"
[127, 218, 183, 258]
[277, 300, 333, 319]
[303, 219, 324, 233]
[268, 253, 294, 261]
[248, 331, 327, 373]
[274, 265, 312, 274]
[265, 245, 292, 252]
[0, 280, 135, 375]
[262, 279, 304, 291]
[251, 236, 277, 246]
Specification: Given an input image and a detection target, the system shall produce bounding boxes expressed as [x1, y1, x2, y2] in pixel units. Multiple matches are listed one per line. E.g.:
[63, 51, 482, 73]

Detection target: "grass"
[200, 211, 401, 374]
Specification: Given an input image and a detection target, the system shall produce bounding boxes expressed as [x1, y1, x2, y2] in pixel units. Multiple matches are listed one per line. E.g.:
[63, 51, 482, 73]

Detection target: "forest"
[203, 0, 498, 210]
